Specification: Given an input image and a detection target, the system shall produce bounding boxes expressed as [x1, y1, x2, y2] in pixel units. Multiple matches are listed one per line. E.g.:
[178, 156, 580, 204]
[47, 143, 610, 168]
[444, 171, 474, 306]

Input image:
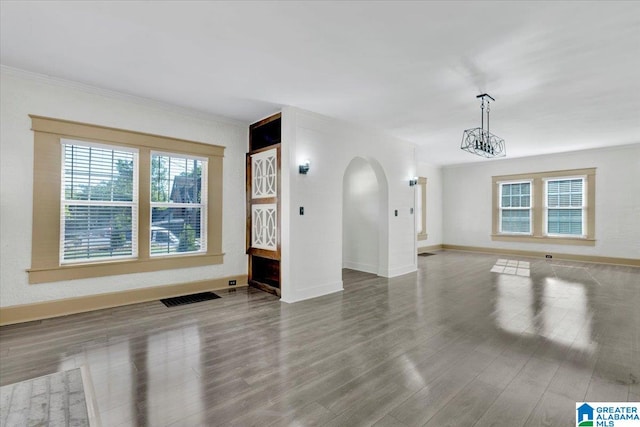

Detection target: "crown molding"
[0, 65, 246, 127]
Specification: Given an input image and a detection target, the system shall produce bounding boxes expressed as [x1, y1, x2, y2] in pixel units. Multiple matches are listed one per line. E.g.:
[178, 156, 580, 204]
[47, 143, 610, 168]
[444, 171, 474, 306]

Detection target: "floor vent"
[161, 292, 221, 307]
[418, 252, 436, 257]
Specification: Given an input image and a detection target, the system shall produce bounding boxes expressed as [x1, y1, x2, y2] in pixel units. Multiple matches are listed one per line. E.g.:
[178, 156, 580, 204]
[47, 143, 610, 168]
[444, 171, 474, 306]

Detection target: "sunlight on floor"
[491, 259, 530, 277]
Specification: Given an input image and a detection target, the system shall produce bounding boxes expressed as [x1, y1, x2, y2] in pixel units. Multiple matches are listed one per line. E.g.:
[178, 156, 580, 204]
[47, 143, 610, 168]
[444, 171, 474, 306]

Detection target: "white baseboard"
[342, 260, 379, 275]
[280, 280, 344, 304]
[418, 244, 444, 254]
[380, 264, 417, 278]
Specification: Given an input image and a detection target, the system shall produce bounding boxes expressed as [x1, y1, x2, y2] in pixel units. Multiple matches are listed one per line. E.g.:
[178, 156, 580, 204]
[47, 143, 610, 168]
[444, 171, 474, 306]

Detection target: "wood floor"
[1, 251, 638, 426]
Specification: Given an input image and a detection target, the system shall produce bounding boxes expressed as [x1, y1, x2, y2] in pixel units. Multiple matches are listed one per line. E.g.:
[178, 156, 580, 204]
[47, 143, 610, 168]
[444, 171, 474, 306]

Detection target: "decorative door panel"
[247, 113, 281, 296]
[251, 204, 277, 251]
[248, 146, 279, 254]
[251, 148, 277, 199]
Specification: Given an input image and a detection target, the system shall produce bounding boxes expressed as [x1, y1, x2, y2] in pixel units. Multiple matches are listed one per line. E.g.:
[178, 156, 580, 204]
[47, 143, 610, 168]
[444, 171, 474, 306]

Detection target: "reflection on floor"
[0, 251, 638, 426]
[491, 258, 531, 276]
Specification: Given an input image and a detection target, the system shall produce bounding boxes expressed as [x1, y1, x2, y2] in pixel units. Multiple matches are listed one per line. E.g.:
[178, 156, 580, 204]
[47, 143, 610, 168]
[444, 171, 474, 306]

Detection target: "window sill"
[491, 234, 595, 246]
[28, 253, 224, 284]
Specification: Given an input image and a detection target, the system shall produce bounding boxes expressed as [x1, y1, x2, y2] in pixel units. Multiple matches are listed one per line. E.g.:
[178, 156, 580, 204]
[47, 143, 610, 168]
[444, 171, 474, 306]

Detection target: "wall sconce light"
[409, 177, 418, 187]
[299, 159, 310, 174]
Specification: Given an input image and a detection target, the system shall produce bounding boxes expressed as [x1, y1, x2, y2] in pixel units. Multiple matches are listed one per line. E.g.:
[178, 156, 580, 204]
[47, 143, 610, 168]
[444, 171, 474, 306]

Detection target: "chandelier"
[461, 93, 505, 158]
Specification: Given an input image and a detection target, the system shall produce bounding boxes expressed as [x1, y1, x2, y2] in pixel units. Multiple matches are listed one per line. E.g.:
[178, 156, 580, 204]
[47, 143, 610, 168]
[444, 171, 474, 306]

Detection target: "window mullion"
[139, 148, 151, 261]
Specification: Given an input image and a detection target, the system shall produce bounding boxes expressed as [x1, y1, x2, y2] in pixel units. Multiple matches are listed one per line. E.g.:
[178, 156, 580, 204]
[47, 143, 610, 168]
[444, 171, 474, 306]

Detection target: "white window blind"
[150, 152, 207, 256]
[499, 181, 532, 234]
[60, 140, 138, 263]
[546, 178, 585, 236]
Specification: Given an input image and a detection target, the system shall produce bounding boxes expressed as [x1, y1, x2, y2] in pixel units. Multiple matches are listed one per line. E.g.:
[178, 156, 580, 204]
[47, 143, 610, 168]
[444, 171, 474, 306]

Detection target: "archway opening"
[342, 157, 388, 277]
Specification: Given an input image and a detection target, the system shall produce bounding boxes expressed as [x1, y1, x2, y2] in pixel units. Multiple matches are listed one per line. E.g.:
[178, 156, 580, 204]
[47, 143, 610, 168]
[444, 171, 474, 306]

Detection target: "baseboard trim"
[418, 244, 444, 254]
[281, 281, 343, 304]
[441, 244, 640, 267]
[384, 264, 417, 278]
[342, 260, 378, 275]
[0, 274, 248, 326]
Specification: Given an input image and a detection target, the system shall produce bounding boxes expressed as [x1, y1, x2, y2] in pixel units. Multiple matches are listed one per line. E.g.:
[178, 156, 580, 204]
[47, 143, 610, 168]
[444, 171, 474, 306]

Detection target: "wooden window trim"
[417, 177, 428, 240]
[28, 115, 225, 284]
[491, 168, 596, 246]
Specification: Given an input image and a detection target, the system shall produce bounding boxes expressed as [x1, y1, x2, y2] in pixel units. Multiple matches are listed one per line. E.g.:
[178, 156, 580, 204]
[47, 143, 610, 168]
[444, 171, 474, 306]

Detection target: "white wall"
[0, 69, 248, 307]
[280, 107, 417, 303]
[442, 144, 640, 259]
[342, 157, 380, 274]
[417, 161, 443, 248]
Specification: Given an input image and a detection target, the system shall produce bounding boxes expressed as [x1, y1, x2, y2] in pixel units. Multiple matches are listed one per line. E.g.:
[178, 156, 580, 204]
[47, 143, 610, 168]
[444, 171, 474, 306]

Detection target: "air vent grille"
[161, 292, 221, 307]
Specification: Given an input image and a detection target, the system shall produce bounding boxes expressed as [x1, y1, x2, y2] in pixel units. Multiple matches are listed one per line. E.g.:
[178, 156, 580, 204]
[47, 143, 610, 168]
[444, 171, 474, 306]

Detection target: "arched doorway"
[342, 157, 389, 276]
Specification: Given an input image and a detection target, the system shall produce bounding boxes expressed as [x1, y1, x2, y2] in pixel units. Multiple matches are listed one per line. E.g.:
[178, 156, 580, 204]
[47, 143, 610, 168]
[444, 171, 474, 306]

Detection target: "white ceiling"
[1, 1, 639, 165]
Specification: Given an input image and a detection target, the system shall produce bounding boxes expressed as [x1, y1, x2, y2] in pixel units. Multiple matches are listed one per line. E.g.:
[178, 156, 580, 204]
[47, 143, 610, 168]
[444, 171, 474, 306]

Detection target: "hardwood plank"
[547, 357, 597, 401]
[523, 390, 575, 427]
[585, 375, 630, 401]
[321, 382, 413, 427]
[423, 378, 502, 427]
[372, 414, 408, 427]
[267, 402, 336, 427]
[387, 350, 498, 426]
[473, 380, 547, 427]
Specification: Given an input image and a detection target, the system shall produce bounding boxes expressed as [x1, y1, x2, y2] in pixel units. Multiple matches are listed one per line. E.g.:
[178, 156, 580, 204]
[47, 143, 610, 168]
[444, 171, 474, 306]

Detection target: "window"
[492, 168, 595, 246]
[61, 141, 138, 263]
[29, 115, 225, 284]
[499, 181, 531, 234]
[545, 178, 585, 237]
[416, 177, 427, 240]
[150, 153, 207, 256]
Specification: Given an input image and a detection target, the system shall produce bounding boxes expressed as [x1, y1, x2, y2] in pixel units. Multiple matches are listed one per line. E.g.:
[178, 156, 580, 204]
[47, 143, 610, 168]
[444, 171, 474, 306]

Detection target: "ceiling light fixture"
[461, 93, 505, 159]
